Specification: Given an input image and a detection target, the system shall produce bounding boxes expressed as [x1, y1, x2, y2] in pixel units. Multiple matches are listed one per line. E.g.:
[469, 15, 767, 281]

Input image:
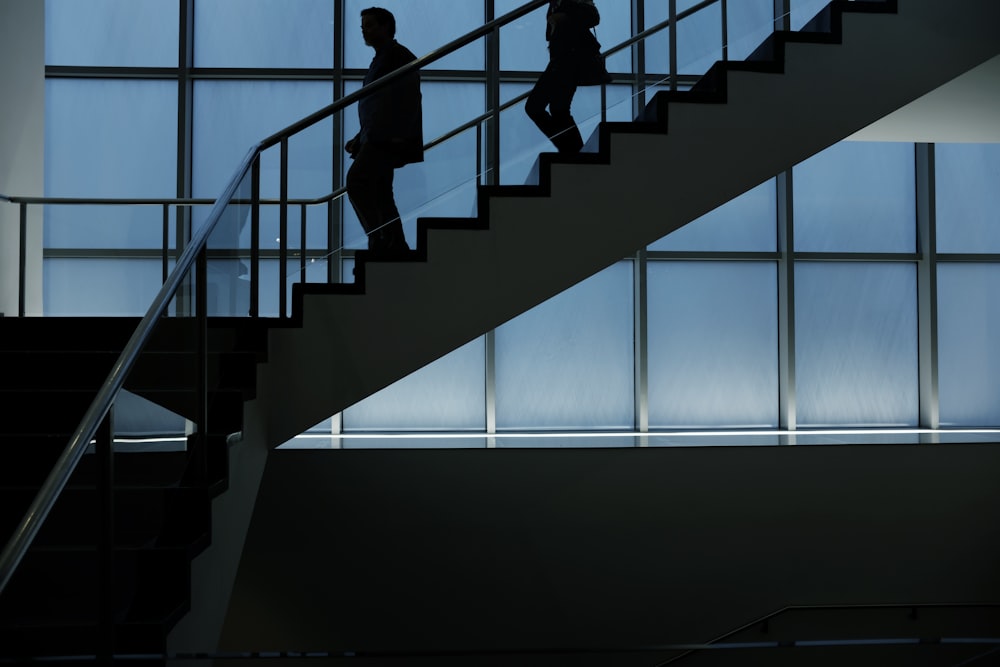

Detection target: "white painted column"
[0, 0, 44, 316]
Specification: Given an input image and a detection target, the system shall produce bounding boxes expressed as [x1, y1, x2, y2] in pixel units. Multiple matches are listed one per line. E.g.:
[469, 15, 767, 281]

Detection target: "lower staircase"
[1, 0, 999, 663]
[0, 317, 267, 662]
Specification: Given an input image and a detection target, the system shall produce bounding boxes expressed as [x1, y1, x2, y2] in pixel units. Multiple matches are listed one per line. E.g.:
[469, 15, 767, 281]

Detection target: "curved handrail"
[0, 0, 550, 598]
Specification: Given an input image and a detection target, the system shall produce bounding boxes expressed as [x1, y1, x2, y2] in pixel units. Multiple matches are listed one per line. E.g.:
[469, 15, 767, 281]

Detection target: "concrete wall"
[0, 0, 44, 316]
[217, 443, 1000, 664]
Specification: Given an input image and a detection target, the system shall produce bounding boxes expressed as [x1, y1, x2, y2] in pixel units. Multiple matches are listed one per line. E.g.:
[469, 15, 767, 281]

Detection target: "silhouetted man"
[345, 7, 424, 258]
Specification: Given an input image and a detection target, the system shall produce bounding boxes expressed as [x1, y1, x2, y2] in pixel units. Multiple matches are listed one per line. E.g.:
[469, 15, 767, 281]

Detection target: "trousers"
[345, 141, 409, 255]
[525, 59, 583, 154]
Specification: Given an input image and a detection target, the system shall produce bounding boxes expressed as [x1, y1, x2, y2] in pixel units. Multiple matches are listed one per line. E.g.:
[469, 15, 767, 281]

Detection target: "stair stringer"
[251, 0, 1000, 447]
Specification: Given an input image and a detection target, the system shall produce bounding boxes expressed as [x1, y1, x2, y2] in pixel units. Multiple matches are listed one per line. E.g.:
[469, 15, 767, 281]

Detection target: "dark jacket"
[355, 40, 424, 166]
[546, 0, 601, 61]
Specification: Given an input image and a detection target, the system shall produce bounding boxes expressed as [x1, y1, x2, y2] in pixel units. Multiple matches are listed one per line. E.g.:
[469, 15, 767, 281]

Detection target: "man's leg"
[346, 143, 409, 254]
[525, 62, 582, 153]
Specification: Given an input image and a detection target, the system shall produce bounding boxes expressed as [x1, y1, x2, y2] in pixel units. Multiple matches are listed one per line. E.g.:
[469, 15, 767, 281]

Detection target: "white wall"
[0, 0, 44, 316]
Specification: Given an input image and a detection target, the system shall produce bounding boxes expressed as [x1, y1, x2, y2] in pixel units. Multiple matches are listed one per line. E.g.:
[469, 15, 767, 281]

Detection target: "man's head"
[361, 7, 395, 48]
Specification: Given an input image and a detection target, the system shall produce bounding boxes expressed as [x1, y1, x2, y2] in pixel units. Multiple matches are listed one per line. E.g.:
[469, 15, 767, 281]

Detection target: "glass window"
[344, 0, 484, 71]
[192, 80, 334, 254]
[793, 142, 916, 253]
[795, 262, 918, 427]
[45, 79, 177, 248]
[45, 0, 178, 67]
[935, 143, 1000, 254]
[651, 178, 777, 252]
[44, 258, 164, 316]
[495, 261, 635, 431]
[644, 1, 722, 78]
[194, 0, 335, 68]
[343, 338, 487, 432]
[647, 261, 778, 428]
[790, 0, 832, 31]
[726, 0, 774, 62]
[937, 263, 1000, 426]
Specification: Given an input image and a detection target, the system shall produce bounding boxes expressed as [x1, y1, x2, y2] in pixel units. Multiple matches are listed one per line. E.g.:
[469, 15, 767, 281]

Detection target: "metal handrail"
[0, 0, 576, 599]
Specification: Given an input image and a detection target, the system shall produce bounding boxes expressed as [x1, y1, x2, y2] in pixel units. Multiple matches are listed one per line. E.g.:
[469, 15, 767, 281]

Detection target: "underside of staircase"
[253, 0, 1000, 447]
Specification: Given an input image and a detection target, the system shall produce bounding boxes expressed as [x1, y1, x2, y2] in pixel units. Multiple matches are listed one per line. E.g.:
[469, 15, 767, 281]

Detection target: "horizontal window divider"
[936, 254, 1000, 263]
[46, 66, 182, 79]
[645, 251, 780, 261]
[792, 252, 921, 262]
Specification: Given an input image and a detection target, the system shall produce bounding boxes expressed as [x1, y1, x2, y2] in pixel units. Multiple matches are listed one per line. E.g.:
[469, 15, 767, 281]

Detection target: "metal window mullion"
[916, 143, 939, 429]
[634, 249, 649, 439]
[776, 170, 796, 432]
[774, 0, 791, 31]
[632, 0, 647, 115]
[485, 0, 500, 186]
[668, 0, 678, 90]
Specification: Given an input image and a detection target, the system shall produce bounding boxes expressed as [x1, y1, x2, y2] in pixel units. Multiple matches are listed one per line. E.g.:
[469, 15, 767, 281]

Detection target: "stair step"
[0, 486, 210, 550]
[0, 547, 190, 626]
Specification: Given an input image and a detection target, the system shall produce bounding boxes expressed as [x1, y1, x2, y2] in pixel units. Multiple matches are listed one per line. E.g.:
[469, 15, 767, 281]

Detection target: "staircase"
[2, 0, 1000, 662]
[0, 317, 267, 661]
[254, 0, 1000, 446]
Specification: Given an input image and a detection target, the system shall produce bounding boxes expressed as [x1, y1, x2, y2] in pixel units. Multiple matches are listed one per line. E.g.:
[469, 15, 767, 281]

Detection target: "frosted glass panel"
[652, 179, 776, 252]
[726, 0, 774, 61]
[647, 261, 778, 428]
[935, 143, 1000, 254]
[343, 338, 486, 432]
[793, 142, 915, 253]
[937, 264, 1000, 426]
[495, 262, 635, 431]
[46, 0, 177, 67]
[45, 80, 177, 248]
[195, 0, 334, 68]
[795, 262, 918, 427]
[44, 259, 163, 316]
[344, 0, 484, 70]
[790, 0, 833, 31]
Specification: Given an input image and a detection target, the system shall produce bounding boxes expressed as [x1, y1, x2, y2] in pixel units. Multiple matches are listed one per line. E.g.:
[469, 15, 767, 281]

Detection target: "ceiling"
[849, 54, 1000, 142]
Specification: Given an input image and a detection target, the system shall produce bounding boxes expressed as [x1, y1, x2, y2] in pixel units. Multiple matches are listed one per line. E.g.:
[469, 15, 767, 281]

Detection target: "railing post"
[251, 156, 261, 317]
[18, 203, 27, 317]
[97, 407, 115, 663]
[300, 203, 308, 283]
[280, 139, 289, 317]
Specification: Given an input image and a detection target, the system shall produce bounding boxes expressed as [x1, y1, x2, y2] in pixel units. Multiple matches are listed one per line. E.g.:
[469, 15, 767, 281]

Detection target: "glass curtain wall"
[42, 0, 1000, 441]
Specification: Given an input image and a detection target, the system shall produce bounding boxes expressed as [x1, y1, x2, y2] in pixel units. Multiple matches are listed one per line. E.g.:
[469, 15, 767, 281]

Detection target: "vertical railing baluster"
[162, 204, 170, 284]
[280, 139, 289, 317]
[251, 156, 261, 318]
[97, 408, 115, 663]
[19, 203, 27, 317]
[300, 203, 308, 284]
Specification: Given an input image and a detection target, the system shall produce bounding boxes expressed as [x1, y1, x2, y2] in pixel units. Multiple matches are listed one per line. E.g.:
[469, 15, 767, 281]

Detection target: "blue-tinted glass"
[45, 0, 178, 67]
[45, 79, 177, 248]
[644, 2, 722, 77]
[790, 0, 832, 31]
[643, 4, 671, 76]
[495, 262, 635, 431]
[937, 263, 1000, 426]
[192, 80, 333, 256]
[795, 262, 918, 427]
[793, 142, 916, 253]
[726, 0, 774, 61]
[344, 0, 484, 70]
[678, 2, 721, 77]
[497, 0, 548, 72]
[194, 0, 334, 68]
[343, 338, 487, 432]
[935, 143, 1000, 254]
[647, 261, 778, 428]
[652, 178, 777, 251]
[44, 258, 163, 316]
[498, 83, 633, 185]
